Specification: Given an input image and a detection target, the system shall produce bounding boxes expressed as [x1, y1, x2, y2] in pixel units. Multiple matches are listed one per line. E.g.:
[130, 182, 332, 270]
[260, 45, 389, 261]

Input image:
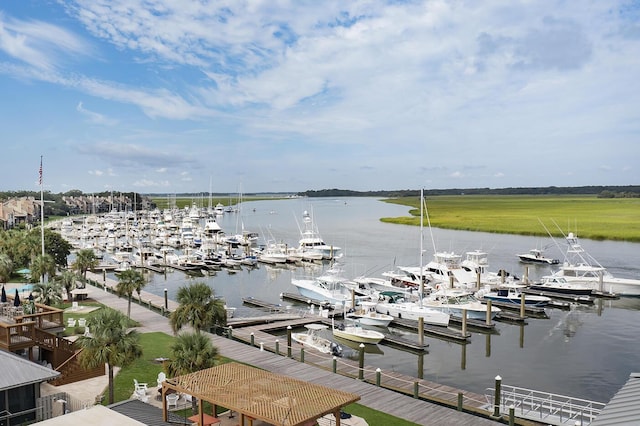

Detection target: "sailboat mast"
[419, 188, 424, 303]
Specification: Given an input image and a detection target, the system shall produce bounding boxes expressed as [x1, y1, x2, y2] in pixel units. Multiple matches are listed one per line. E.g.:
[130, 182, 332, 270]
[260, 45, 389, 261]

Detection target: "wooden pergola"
[162, 362, 360, 426]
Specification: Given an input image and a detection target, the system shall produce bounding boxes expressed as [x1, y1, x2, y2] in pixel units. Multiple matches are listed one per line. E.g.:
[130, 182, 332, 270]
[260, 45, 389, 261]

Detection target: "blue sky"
[1, 1, 639, 194]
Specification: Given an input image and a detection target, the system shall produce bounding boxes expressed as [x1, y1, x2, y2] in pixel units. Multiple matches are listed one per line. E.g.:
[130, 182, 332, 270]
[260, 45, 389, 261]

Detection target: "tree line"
[298, 185, 640, 198]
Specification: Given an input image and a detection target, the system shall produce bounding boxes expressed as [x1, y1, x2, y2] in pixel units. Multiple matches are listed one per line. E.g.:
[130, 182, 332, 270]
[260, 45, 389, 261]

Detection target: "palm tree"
[0, 253, 13, 283]
[29, 253, 56, 284]
[166, 332, 219, 413]
[115, 269, 146, 319]
[77, 309, 142, 404]
[54, 269, 78, 302]
[169, 282, 227, 334]
[72, 248, 99, 281]
[32, 280, 63, 306]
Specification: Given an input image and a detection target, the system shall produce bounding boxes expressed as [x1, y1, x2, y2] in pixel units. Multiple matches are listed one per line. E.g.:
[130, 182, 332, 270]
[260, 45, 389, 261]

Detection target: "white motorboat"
[529, 276, 593, 296]
[548, 232, 640, 295]
[332, 318, 385, 345]
[476, 283, 551, 307]
[421, 288, 501, 320]
[291, 263, 364, 309]
[346, 301, 393, 327]
[291, 324, 343, 356]
[375, 291, 451, 326]
[517, 248, 559, 265]
[296, 210, 341, 260]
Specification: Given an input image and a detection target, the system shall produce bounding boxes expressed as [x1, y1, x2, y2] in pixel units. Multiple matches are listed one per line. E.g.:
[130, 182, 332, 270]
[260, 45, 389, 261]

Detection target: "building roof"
[591, 373, 640, 425]
[35, 404, 146, 426]
[109, 399, 188, 425]
[163, 362, 360, 426]
[0, 351, 60, 391]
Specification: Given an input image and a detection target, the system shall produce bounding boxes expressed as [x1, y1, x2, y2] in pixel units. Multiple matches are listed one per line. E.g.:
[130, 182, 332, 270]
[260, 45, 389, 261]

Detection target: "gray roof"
[591, 372, 640, 425]
[108, 399, 190, 425]
[0, 351, 60, 391]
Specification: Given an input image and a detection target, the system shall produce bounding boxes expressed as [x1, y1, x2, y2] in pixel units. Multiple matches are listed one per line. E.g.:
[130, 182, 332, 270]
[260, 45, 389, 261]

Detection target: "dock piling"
[492, 375, 502, 418]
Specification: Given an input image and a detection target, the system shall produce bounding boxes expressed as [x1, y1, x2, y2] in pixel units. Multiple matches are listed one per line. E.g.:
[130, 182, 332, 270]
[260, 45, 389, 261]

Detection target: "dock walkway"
[81, 272, 538, 425]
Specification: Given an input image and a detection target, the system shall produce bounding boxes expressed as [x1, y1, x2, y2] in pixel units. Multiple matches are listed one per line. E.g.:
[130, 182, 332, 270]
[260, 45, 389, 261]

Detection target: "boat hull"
[375, 302, 450, 326]
[332, 327, 384, 345]
[528, 284, 592, 296]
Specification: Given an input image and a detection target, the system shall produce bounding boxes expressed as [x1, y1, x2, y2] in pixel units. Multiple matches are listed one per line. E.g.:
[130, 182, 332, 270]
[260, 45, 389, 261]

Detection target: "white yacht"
[296, 210, 341, 260]
[550, 232, 640, 296]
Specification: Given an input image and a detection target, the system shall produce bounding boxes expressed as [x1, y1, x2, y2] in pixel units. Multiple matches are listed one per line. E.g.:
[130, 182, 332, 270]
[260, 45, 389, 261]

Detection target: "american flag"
[38, 157, 42, 186]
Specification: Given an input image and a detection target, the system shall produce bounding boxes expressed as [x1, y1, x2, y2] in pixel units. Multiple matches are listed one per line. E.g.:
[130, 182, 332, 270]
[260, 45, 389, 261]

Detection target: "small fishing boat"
[517, 248, 559, 265]
[346, 301, 393, 327]
[332, 318, 385, 345]
[291, 324, 343, 356]
[477, 283, 551, 307]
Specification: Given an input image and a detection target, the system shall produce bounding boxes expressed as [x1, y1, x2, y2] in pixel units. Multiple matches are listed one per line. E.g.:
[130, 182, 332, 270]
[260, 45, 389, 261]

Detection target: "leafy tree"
[32, 280, 63, 306]
[115, 269, 146, 319]
[166, 332, 219, 413]
[29, 253, 57, 284]
[0, 253, 13, 283]
[169, 282, 227, 334]
[77, 309, 142, 404]
[72, 248, 99, 281]
[54, 270, 78, 302]
[0, 229, 39, 269]
[40, 228, 73, 268]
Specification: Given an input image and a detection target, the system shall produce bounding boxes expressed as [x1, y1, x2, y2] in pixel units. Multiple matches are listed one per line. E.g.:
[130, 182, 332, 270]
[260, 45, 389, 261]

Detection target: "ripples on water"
[120, 197, 640, 403]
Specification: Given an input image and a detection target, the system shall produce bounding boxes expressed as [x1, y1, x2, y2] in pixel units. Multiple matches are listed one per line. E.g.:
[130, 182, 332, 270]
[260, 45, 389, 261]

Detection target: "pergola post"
[161, 384, 167, 422]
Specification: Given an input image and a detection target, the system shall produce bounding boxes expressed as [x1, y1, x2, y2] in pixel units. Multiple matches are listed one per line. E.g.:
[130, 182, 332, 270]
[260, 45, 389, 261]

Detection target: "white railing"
[485, 384, 606, 426]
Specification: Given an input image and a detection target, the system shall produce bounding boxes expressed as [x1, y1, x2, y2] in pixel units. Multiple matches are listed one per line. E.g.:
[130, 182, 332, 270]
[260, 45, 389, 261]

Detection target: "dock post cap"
[376, 368, 381, 372]
[495, 375, 502, 380]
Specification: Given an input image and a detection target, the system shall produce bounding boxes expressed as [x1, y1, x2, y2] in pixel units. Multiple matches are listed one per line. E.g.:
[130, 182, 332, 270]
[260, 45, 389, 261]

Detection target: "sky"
[1, 1, 639, 195]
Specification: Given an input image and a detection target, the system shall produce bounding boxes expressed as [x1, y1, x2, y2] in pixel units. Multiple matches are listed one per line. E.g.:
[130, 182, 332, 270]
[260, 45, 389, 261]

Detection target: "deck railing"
[485, 383, 606, 425]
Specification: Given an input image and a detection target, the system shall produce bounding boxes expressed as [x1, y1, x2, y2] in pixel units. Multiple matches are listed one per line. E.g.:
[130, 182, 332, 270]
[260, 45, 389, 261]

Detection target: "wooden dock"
[217, 329, 536, 425]
[79, 276, 541, 426]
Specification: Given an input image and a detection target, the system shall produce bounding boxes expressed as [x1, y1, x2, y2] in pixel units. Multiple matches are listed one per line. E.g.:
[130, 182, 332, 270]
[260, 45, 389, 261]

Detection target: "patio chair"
[156, 371, 166, 387]
[78, 318, 86, 327]
[134, 388, 149, 403]
[67, 318, 77, 328]
[166, 393, 179, 409]
[134, 379, 148, 394]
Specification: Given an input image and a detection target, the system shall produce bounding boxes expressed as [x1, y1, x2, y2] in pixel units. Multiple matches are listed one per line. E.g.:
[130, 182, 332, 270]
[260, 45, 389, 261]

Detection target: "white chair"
[67, 318, 77, 328]
[134, 388, 148, 403]
[166, 393, 179, 409]
[156, 371, 166, 387]
[71, 301, 79, 310]
[78, 318, 86, 327]
[134, 379, 148, 394]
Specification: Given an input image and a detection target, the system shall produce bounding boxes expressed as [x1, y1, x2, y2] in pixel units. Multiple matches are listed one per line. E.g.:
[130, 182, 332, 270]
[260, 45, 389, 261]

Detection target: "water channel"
[127, 197, 640, 405]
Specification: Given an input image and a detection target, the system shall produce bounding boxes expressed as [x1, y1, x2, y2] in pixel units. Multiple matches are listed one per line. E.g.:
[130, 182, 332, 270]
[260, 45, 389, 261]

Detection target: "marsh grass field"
[381, 195, 640, 242]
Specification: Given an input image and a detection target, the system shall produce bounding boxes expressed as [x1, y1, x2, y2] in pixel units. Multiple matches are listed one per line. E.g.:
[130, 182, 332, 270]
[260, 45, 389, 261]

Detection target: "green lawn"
[104, 331, 419, 424]
[382, 195, 640, 242]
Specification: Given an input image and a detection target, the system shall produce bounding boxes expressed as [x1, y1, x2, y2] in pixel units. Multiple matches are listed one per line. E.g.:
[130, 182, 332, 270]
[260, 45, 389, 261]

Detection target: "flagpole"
[40, 156, 45, 271]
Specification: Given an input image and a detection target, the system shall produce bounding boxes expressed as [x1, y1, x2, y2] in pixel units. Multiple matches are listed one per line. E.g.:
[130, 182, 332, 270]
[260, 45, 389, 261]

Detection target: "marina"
[62, 196, 640, 408]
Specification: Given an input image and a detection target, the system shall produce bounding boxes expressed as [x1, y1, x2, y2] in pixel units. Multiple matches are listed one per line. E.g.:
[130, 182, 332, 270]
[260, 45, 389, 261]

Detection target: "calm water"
[130, 197, 640, 404]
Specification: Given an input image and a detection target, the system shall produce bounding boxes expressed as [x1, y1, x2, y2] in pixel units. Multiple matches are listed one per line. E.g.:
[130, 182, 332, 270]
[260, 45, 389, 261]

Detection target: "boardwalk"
[81, 272, 526, 425]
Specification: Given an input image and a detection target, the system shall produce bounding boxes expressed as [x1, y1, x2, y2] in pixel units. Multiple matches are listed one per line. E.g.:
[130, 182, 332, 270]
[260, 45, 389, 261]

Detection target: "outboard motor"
[330, 342, 343, 357]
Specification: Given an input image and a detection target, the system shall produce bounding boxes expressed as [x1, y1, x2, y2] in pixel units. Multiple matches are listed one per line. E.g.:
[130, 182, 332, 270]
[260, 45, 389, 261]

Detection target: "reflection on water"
[131, 197, 640, 404]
